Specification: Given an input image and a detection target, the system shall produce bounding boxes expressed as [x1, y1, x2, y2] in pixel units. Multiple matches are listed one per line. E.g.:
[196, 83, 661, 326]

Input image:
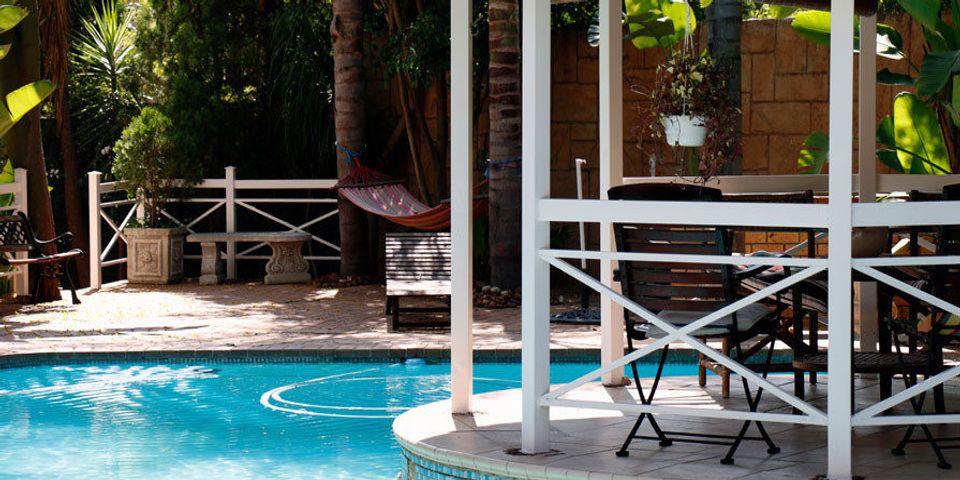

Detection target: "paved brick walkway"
[0, 283, 600, 357]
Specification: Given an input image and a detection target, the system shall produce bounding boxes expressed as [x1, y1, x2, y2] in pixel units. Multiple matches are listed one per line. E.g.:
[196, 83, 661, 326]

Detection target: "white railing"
[0, 167, 30, 295]
[537, 173, 960, 429]
[87, 166, 340, 290]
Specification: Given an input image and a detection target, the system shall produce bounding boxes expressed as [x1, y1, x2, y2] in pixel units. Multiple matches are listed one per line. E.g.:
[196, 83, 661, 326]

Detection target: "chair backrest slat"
[609, 184, 731, 321]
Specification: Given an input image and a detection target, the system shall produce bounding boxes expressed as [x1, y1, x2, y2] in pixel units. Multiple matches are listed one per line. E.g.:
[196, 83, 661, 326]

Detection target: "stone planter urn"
[660, 115, 708, 147]
[124, 227, 187, 284]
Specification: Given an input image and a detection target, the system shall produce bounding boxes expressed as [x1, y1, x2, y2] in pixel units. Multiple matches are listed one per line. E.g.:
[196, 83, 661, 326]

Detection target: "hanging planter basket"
[660, 115, 708, 147]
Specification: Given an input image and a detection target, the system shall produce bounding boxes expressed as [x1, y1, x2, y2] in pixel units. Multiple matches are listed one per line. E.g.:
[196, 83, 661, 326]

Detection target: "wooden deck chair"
[385, 232, 451, 330]
[609, 183, 787, 465]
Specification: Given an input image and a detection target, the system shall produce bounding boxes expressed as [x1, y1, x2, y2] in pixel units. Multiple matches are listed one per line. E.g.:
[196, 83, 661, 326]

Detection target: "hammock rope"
[336, 154, 488, 231]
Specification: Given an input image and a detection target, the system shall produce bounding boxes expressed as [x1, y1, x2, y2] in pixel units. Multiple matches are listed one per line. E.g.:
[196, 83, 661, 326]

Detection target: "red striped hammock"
[337, 164, 488, 231]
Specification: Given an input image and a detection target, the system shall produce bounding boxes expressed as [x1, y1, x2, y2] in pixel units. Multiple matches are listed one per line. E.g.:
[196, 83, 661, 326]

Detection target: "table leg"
[264, 240, 311, 285]
[198, 241, 225, 285]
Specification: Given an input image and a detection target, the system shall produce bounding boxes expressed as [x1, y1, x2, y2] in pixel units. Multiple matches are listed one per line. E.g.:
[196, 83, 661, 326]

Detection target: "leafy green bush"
[70, 0, 144, 174]
[112, 107, 199, 228]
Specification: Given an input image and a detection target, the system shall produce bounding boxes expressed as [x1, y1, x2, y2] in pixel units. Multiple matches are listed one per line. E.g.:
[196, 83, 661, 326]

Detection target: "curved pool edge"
[393, 388, 660, 480]
[0, 348, 609, 369]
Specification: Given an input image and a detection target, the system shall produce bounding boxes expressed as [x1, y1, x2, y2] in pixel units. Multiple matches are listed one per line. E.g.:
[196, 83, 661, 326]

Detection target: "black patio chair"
[0, 212, 82, 304]
[882, 183, 960, 469]
[609, 183, 787, 465]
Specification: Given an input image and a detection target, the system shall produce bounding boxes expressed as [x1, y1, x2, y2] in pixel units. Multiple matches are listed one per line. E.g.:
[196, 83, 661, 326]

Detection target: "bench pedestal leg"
[199, 242, 225, 285]
[265, 240, 311, 285]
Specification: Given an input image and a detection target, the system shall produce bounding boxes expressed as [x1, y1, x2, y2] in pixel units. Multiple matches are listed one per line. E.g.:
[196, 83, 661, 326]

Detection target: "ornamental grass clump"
[112, 107, 199, 228]
[650, 49, 741, 180]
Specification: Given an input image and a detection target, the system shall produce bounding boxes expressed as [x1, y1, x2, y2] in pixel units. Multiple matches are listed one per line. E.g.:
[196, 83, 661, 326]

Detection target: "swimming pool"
[0, 359, 698, 479]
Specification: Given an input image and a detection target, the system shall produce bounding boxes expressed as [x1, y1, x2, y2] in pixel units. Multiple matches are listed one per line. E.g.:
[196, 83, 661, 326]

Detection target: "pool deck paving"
[0, 282, 600, 358]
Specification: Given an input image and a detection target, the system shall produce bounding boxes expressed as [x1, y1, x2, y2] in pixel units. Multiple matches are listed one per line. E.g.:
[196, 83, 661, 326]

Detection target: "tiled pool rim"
[0, 348, 794, 369]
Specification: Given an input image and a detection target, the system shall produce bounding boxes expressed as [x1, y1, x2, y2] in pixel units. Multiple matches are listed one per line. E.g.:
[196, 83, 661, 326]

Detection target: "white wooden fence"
[0, 167, 30, 295]
[87, 166, 340, 290]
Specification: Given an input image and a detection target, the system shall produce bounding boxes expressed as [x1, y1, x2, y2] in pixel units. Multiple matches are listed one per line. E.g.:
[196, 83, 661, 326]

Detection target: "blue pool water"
[0, 360, 698, 479]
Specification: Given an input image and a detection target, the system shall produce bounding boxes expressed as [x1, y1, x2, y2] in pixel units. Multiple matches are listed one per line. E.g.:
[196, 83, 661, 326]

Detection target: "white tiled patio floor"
[395, 374, 960, 479]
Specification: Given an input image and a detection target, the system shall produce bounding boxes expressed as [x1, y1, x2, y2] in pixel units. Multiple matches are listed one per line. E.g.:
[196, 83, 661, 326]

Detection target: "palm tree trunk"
[0, 0, 61, 302]
[707, 0, 742, 174]
[40, 0, 90, 287]
[332, 0, 371, 277]
[488, 0, 522, 289]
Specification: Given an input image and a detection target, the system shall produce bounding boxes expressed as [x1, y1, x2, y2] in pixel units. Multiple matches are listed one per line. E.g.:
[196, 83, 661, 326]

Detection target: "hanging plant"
[649, 49, 741, 179]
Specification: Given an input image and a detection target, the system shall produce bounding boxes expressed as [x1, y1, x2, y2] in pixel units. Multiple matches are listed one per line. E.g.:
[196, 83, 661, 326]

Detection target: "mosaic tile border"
[0, 348, 792, 370]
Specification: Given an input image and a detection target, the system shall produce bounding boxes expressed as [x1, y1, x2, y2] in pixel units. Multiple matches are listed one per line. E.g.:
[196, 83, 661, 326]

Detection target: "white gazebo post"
[521, 0, 552, 454]
[599, 0, 626, 386]
[857, 14, 879, 354]
[450, 0, 475, 414]
[827, 0, 856, 478]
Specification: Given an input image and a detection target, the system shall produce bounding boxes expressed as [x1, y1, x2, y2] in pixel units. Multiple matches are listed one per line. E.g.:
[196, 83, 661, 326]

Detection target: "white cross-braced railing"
[87, 167, 340, 289]
[531, 187, 960, 437]
[536, 199, 832, 428]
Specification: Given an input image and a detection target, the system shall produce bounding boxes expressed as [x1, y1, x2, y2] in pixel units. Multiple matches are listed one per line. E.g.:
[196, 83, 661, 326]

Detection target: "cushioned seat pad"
[634, 303, 774, 338]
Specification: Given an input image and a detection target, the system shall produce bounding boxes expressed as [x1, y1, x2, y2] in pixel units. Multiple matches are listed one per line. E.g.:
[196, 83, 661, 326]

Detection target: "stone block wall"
[545, 16, 921, 256]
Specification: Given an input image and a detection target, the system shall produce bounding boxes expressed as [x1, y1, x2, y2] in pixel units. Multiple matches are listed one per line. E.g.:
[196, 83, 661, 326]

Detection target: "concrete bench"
[186, 232, 312, 285]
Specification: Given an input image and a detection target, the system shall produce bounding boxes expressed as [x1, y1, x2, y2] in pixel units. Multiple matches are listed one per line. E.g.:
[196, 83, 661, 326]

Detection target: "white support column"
[599, 0, 626, 386]
[521, 0, 551, 454]
[857, 15, 879, 353]
[88, 171, 102, 291]
[225, 166, 238, 280]
[13, 168, 28, 296]
[827, 1, 856, 478]
[450, 0, 475, 414]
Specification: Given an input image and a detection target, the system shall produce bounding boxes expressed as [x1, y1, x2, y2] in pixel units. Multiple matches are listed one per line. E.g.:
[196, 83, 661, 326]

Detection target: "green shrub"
[112, 107, 199, 228]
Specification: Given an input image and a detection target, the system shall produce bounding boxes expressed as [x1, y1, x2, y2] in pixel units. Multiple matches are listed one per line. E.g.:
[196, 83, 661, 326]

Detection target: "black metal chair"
[0, 212, 82, 304]
[609, 183, 786, 465]
[883, 184, 960, 469]
[723, 190, 822, 399]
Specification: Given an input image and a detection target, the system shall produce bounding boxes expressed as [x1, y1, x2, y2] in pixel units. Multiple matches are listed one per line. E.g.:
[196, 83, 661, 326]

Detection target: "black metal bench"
[0, 212, 82, 304]
[385, 232, 450, 330]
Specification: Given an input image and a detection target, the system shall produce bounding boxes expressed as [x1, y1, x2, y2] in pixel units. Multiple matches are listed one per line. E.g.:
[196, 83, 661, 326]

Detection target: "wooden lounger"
[385, 232, 450, 330]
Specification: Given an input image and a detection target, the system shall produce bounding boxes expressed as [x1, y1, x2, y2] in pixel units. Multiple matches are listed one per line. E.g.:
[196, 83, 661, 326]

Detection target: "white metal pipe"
[545, 399, 828, 426]
[574, 158, 587, 270]
[853, 363, 960, 424]
[854, 265, 960, 317]
[854, 255, 960, 267]
[858, 14, 880, 355]
[225, 166, 238, 280]
[520, 0, 552, 454]
[599, 0, 626, 387]
[543, 254, 829, 419]
[827, 1, 856, 477]
[854, 200, 960, 227]
[450, 0, 474, 414]
[539, 199, 829, 228]
[624, 173, 960, 194]
[541, 248, 827, 267]
[14, 168, 28, 295]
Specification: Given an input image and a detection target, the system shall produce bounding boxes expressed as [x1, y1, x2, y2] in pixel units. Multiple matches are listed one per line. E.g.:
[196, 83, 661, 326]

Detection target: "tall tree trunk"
[707, 0, 742, 174]
[488, 0, 522, 289]
[332, 0, 371, 276]
[0, 0, 60, 302]
[39, 0, 90, 287]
